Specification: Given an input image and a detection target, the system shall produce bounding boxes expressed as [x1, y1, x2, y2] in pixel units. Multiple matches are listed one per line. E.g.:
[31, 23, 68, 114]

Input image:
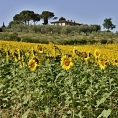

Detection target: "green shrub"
[22, 37, 32, 42]
[9, 32, 18, 41]
[16, 36, 21, 42]
[100, 39, 108, 44]
[61, 26, 71, 35]
[78, 39, 88, 45]
[107, 39, 113, 44]
[88, 39, 98, 44]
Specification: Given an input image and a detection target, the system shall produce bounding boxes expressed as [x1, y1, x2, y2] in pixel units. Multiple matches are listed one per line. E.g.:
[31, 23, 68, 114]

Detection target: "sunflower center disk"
[96, 52, 99, 56]
[64, 59, 70, 66]
[29, 61, 35, 68]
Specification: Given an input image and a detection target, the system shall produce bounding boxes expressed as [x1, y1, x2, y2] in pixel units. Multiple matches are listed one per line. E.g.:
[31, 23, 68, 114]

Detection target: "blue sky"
[0, 0, 118, 32]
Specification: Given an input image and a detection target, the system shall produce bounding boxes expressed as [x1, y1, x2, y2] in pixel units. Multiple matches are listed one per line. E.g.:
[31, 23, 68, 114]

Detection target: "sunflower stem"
[69, 71, 75, 118]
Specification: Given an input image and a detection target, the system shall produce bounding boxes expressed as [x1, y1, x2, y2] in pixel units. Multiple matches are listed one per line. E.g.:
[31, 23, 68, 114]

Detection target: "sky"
[0, 0, 118, 32]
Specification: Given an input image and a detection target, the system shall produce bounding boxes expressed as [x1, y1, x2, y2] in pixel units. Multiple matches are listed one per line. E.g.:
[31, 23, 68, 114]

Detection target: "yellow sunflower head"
[37, 45, 43, 53]
[28, 59, 37, 71]
[81, 52, 88, 58]
[112, 58, 118, 66]
[74, 50, 82, 57]
[98, 58, 106, 70]
[19, 61, 25, 68]
[61, 55, 73, 70]
[32, 56, 40, 66]
[25, 52, 30, 57]
[94, 49, 101, 58]
[81, 52, 90, 60]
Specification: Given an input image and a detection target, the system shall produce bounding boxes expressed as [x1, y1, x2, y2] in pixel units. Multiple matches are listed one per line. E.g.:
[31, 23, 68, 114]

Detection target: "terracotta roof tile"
[50, 20, 82, 25]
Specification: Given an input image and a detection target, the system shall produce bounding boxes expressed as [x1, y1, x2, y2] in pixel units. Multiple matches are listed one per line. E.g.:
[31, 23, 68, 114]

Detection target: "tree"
[59, 17, 66, 21]
[13, 14, 21, 21]
[103, 18, 116, 31]
[41, 11, 57, 25]
[90, 25, 101, 32]
[19, 10, 34, 25]
[13, 10, 35, 25]
[8, 21, 23, 28]
[32, 13, 40, 24]
[13, 10, 41, 25]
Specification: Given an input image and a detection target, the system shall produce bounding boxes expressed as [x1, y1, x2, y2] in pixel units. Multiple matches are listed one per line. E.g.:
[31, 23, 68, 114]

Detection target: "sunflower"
[81, 52, 90, 61]
[25, 52, 30, 57]
[5, 50, 10, 62]
[61, 55, 73, 70]
[13, 51, 19, 62]
[37, 45, 43, 53]
[112, 58, 118, 66]
[94, 49, 100, 58]
[74, 50, 82, 57]
[28, 59, 37, 71]
[17, 49, 21, 60]
[32, 56, 40, 66]
[98, 58, 106, 70]
[19, 61, 25, 68]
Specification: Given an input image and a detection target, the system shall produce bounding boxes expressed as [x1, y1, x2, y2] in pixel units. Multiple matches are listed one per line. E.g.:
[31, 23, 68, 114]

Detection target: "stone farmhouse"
[50, 20, 83, 26]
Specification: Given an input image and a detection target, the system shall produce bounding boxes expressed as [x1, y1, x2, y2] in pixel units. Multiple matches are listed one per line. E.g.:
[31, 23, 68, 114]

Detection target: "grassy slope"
[0, 31, 118, 45]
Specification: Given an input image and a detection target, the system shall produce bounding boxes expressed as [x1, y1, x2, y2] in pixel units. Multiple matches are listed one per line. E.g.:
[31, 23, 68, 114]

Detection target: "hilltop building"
[50, 20, 83, 26]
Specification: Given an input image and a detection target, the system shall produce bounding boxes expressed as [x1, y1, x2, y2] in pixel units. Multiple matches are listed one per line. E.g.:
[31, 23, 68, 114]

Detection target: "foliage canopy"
[103, 18, 116, 31]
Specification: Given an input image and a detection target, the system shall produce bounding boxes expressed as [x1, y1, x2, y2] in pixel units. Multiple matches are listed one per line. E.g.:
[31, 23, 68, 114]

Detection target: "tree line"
[1, 10, 116, 32]
[8, 10, 57, 27]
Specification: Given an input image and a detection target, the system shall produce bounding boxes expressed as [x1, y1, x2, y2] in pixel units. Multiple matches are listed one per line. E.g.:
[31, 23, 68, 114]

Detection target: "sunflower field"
[0, 40, 118, 118]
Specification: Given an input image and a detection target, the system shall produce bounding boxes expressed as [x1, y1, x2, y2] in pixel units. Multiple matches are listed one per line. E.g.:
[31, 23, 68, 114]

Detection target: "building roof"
[50, 20, 82, 25]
